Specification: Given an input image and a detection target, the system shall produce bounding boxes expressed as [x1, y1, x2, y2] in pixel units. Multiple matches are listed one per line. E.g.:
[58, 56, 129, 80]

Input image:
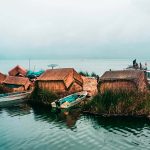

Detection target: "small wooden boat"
[51, 91, 87, 109]
[0, 91, 31, 107]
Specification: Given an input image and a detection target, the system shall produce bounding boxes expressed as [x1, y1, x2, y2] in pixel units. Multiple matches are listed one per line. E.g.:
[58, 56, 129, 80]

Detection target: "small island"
[0, 61, 150, 119]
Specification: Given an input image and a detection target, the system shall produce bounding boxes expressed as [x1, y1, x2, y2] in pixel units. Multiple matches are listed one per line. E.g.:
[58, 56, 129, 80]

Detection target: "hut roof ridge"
[8, 65, 27, 76]
[100, 70, 144, 81]
[38, 68, 75, 81]
[37, 68, 83, 88]
[3, 76, 29, 86]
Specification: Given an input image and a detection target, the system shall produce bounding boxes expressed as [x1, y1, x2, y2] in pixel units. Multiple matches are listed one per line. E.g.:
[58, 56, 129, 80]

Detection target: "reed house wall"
[99, 81, 137, 93]
[38, 81, 66, 92]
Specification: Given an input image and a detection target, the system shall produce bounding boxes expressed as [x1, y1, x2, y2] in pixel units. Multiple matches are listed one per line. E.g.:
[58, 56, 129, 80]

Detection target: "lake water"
[0, 58, 150, 75]
[0, 104, 150, 150]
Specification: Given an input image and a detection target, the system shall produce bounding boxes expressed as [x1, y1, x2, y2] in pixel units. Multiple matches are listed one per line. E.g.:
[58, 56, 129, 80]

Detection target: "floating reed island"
[83, 70, 150, 118]
[82, 90, 150, 118]
[1, 63, 150, 118]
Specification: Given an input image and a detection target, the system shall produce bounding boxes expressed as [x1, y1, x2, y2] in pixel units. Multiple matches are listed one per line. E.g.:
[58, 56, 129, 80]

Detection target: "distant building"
[99, 70, 148, 93]
[37, 68, 83, 94]
[8, 65, 27, 77]
[3, 76, 31, 92]
[0, 72, 7, 84]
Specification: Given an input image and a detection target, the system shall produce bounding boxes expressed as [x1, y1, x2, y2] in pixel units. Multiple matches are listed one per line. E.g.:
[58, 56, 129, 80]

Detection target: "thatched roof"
[3, 76, 30, 86]
[100, 70, 145, 82]
[37, 68, 83, 88]
[8, 65, 27, 76]
[0, 72, 6, 83]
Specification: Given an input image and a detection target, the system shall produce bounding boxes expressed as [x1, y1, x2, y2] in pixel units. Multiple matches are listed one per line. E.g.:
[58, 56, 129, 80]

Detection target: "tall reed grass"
[29, 83, 59, 105]
[83, 90, 150, 116]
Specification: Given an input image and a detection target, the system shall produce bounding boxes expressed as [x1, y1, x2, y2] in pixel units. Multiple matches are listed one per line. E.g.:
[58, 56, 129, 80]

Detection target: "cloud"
[0, 0, 150, 59]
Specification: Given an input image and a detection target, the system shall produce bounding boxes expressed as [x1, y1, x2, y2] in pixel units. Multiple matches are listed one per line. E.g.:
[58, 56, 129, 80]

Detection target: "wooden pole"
[29, 58, 31, 71]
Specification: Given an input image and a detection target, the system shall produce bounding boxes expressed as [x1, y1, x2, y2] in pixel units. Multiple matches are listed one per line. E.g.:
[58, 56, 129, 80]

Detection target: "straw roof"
[37, 68, 83, 88]
[3, 76, 30, 86]
[0, 72, 6, 83]
[100, 70, 144, 82]
[8, 65, 27, 76]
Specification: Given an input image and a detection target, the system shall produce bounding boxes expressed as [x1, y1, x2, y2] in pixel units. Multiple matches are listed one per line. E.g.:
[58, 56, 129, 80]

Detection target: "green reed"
[82, 90, 150, 116]
[29, 83, 59, 105]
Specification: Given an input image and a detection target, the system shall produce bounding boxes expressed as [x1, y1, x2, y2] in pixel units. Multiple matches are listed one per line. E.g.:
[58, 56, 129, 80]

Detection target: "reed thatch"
[99, 70, 148, 93]
[37, 68, 83, 94]
[3, 76, 31, 92]
[8, 65, 27, 77]
[82, 76, 98, 96]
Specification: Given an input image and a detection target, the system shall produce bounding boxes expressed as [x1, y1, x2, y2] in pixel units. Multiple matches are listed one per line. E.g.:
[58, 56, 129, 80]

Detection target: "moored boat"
[0, 91, 31, 107]
[51, 91, 87, 109]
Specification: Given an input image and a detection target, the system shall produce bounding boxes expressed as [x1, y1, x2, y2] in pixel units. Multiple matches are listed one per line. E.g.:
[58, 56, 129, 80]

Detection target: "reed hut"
[99, 70, 147, 93]
[3, 76, 31, 92]
[0, 72, 6, 84]
[8, 65, 27, 77]
[37, 68, 83, 94]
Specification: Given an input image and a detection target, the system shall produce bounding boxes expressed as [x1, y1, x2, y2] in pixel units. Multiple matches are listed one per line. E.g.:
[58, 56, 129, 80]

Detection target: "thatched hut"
[99, 70, 147, 93]
[3, 76, 31, 92]
[37, 68, 83, 94]
[8, 65, 27, 77]
[0, 72, 6, 84]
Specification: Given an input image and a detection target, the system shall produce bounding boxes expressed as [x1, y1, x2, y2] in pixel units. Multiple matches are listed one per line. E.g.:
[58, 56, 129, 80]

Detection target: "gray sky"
[0, 0, 150, 59]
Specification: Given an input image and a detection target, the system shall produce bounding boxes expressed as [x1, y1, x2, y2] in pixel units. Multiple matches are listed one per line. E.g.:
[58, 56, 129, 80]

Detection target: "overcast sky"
[0, 0, 150, 59]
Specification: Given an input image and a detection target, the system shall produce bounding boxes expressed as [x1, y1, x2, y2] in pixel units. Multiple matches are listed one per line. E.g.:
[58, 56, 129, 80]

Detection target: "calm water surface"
[0, 104, 150, 150]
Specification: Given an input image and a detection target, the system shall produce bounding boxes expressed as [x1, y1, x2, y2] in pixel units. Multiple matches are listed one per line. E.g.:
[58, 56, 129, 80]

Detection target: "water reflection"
[1, 103, 81, 130]
[0, 103, 31, 116]
[86, 115, 150, 129]
[2, 103, 150, 131]
[31, 105, 81, 129]
[1, 104, 150, 150]
[0, 107, 2, 114]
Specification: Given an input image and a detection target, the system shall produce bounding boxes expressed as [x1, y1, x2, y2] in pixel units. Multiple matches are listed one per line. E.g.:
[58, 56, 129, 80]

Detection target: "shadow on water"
[0, 107, 2, 114]
[0, 103, 31, 116]
[0, 103, 81, 130]
[1, 103, 150, 132]
[84, 115, 150, 133]
[30, 104, 81, 130]
[26, 103, 150, 134]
